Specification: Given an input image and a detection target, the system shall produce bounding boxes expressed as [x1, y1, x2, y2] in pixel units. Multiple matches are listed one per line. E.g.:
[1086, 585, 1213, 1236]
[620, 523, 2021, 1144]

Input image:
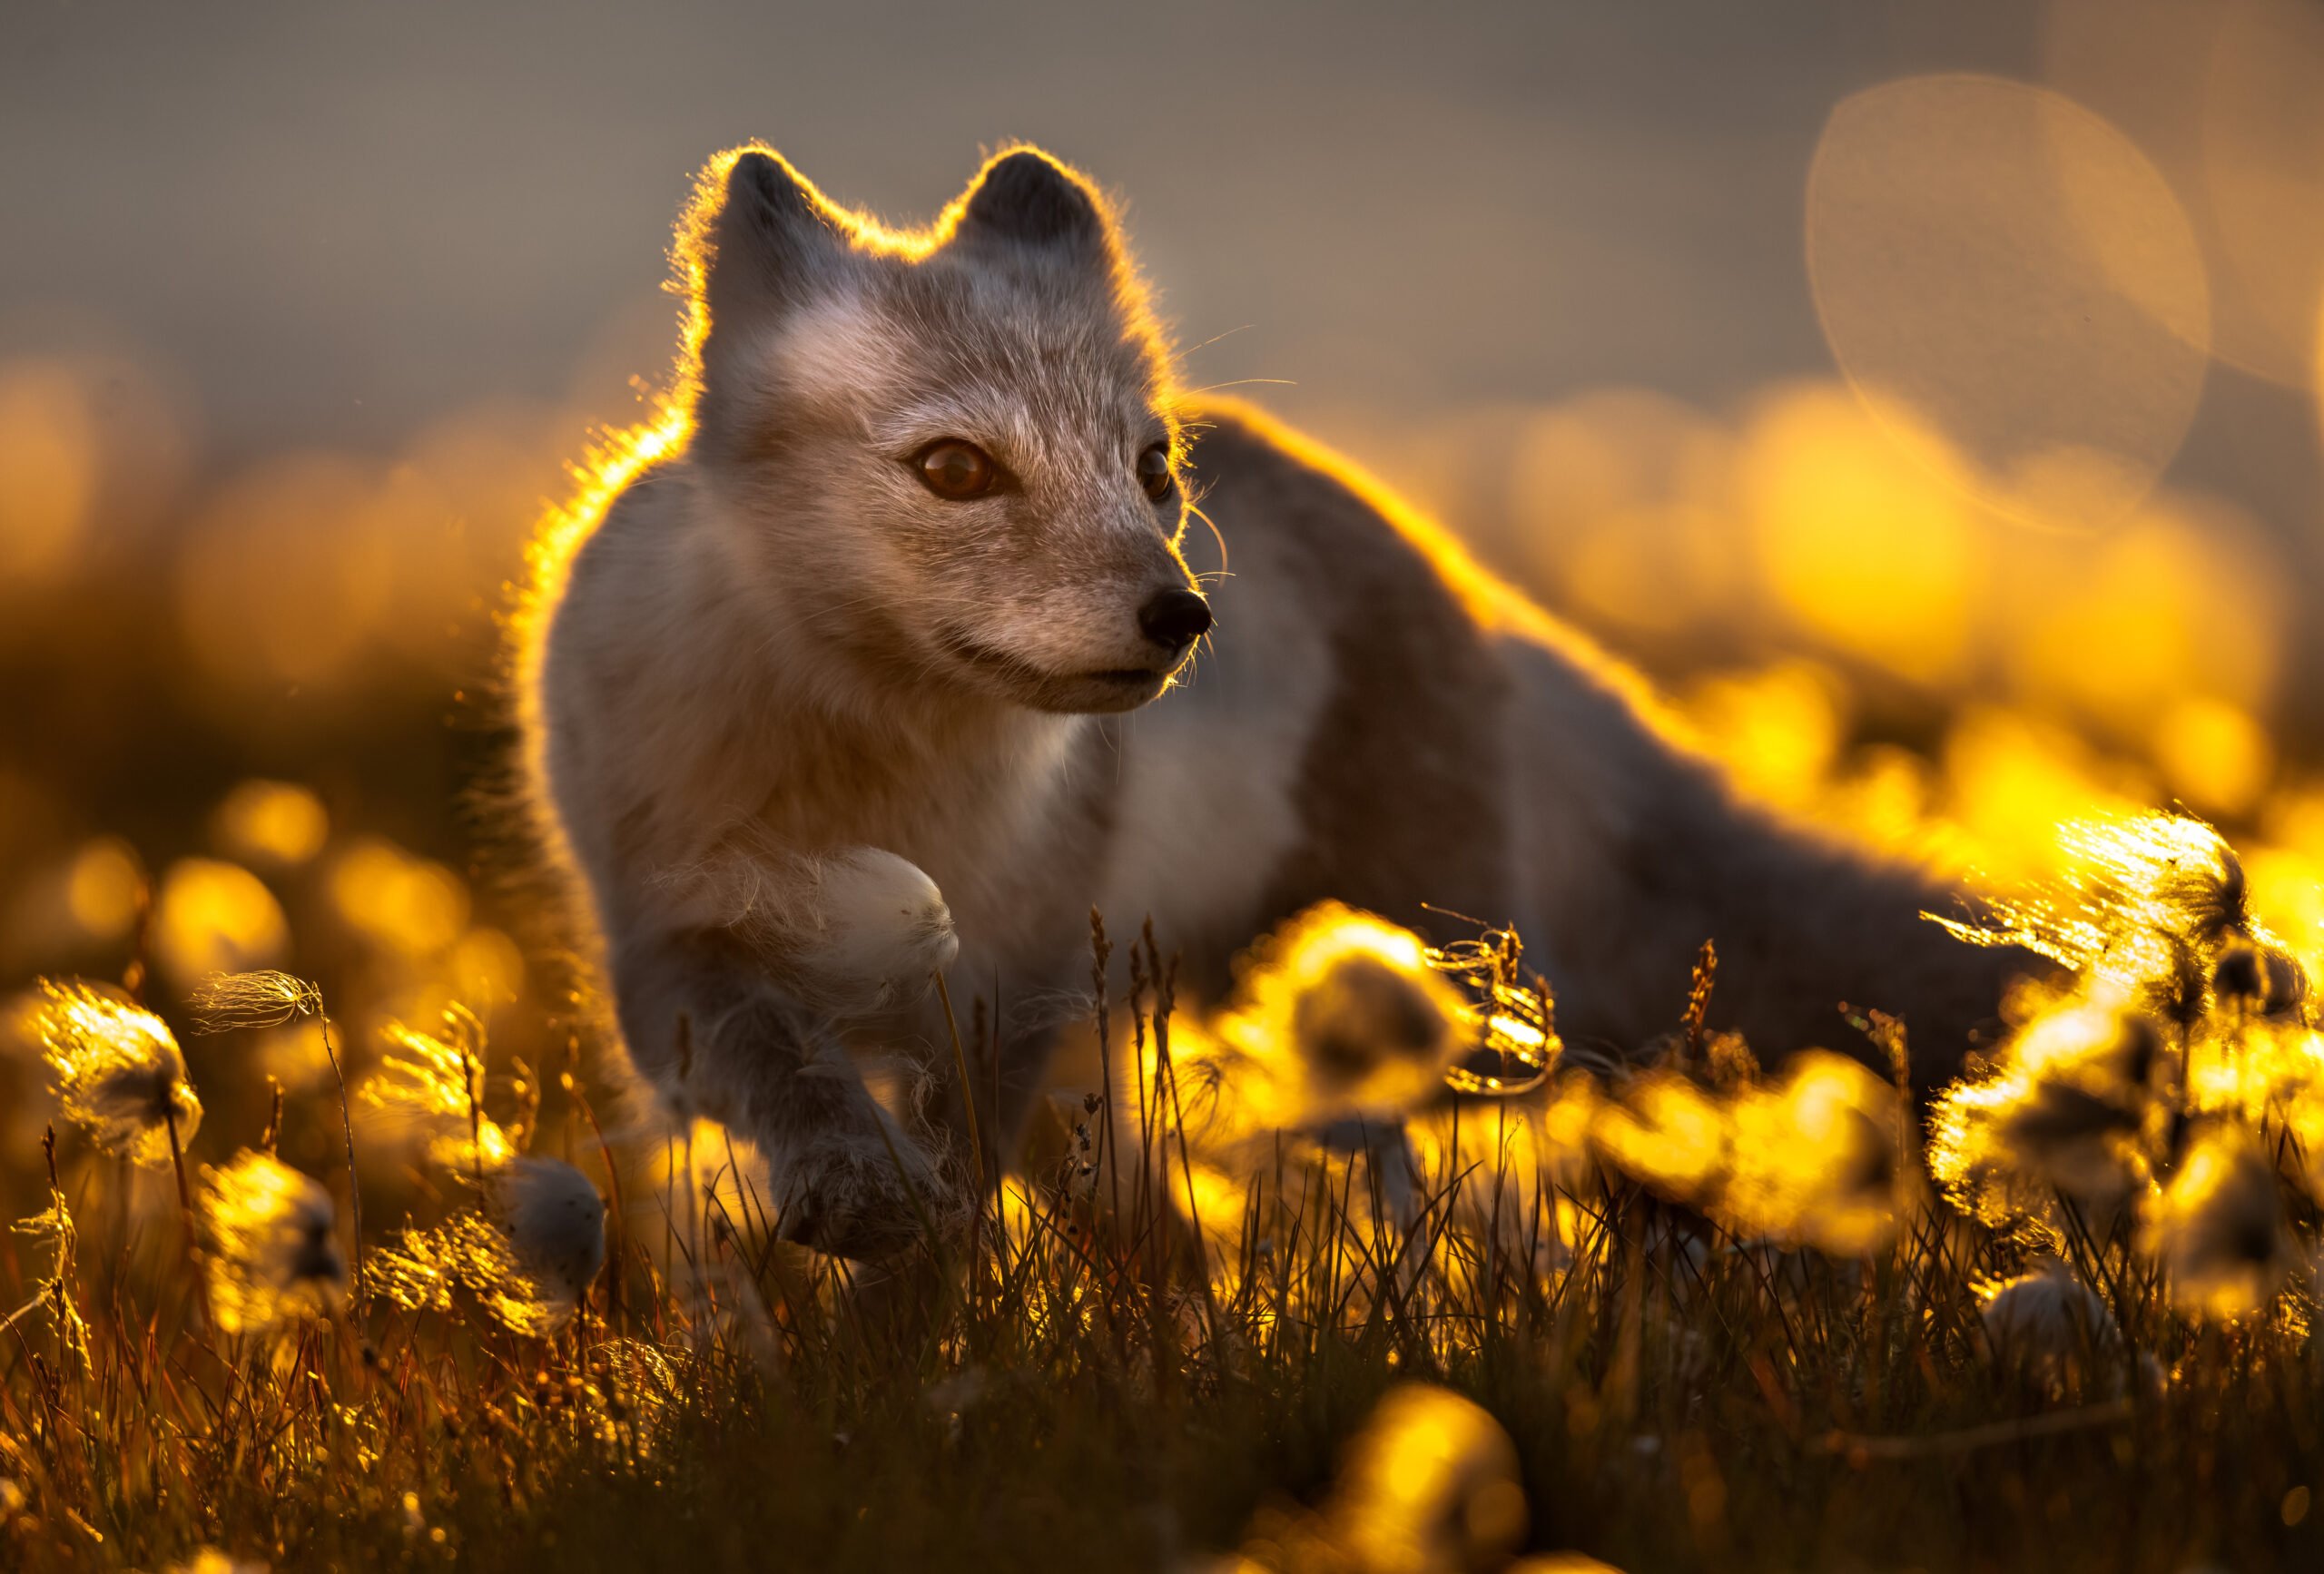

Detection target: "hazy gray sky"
[3, 0, 2044, 457]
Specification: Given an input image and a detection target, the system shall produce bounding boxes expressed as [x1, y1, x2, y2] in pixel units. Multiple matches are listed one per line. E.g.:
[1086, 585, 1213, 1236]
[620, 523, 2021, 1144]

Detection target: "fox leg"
[610, 925, 949, 1259]
[605, 837, 960, 1260]
[617, 834, 960, 1257]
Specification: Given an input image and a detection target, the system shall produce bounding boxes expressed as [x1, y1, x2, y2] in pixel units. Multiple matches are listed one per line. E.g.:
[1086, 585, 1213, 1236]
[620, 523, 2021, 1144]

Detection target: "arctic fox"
[520, 143, 2027, 1257]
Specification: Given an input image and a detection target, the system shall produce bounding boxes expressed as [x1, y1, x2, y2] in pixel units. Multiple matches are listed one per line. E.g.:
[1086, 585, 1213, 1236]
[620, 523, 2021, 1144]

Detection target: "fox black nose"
[1137, 587, 1212, 650]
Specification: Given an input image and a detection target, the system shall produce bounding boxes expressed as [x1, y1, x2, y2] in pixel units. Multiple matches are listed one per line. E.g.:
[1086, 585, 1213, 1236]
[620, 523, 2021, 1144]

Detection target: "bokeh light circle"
[2201, 0, 2324, 395]
[1807, 74, 2211, 534]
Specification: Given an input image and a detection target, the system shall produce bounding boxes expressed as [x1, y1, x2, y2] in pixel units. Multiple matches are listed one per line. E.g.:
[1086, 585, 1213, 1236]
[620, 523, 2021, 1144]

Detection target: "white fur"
[1099, 517, 1332, 949]
[525, 145, 2024, 1259]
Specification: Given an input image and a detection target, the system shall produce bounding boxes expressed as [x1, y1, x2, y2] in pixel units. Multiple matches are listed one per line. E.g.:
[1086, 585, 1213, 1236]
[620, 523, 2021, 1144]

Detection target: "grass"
[5, 893, 2323, 1574]
[0, 971, 2314, 1571]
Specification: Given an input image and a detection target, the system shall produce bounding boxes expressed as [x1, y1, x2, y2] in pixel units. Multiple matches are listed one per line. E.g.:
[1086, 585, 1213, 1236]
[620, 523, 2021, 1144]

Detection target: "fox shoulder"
[530, 458, 766, 884]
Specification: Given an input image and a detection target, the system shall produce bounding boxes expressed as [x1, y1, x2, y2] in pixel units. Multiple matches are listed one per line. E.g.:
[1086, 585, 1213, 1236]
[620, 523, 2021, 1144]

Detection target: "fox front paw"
[773, 1127, 947, 1261]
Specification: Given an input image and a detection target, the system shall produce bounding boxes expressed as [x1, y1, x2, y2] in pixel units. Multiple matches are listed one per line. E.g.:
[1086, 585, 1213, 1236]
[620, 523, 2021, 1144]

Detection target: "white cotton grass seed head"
[186, 969, 323, 1034]
[1719, 1051, 1903, 1256]
[1927, 998, 2164, 1226]
[2210, 940, 2308, 1019]
[801, 848, 958, 1011]
[1935, 813, 2267, 1026]
[1979, 1261, 2120, 1395]
[364, 1006, 513, 1172]
[1225, 902, 1469, 1123]
[165, 1549, 269, 1574]
[482, 1156, 606, 1331]
[1328, 1382, 1528, 1574]
[31, 978, 202, 1167]
[201, 1149, 345, 1335]
[2142, 1125, 2294, 1320]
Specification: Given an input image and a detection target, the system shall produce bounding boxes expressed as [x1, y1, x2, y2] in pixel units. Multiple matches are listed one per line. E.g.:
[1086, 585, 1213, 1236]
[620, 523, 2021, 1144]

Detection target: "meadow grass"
[5, 841, 2324, 1574]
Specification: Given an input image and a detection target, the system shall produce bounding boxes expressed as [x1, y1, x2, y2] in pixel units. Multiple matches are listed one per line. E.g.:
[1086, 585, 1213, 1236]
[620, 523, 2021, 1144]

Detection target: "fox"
[518, 143, 2032, 1259]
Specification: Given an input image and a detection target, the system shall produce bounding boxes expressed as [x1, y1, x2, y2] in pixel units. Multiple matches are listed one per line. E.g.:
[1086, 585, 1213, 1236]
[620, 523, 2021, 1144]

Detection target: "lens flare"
[1807, 74, 2210, 532]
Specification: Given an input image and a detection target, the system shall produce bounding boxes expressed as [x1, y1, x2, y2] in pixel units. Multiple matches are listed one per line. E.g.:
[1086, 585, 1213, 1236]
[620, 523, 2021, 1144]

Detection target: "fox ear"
[702, 149, 847, 330]
[950, 149, 1113, 262]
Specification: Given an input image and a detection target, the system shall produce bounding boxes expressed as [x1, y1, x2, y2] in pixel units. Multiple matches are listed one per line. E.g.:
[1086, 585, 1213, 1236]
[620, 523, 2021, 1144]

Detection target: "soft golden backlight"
[30, 979, 202, 1168]
[212, 780, 330, 868]
[362, 1003, 513, 1171]
[200, 1148, 344, 1335]
[4, 103, 2324, 1565]
[329, 837, 468, 958]
[0, 360, 100, 585]
[1738, 387, 1976, 682]
[2043, 0, 2324, 395]
[64, 837, 143, 942]
[1330, 1385, 1527, 1574]
[2201, 0, 2324, 394]
[1506, 390, 1743, 637]
[448, 926, 526, 1008]
[153, 858, 289, 988]
[1807, 74, 2210, 532]
[174, 455, 396, 693]
[2152, 696, 2275, 819]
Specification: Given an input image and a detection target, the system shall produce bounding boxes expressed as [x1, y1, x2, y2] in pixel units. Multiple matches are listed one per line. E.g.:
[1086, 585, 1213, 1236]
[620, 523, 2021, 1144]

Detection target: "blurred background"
[4, 1, 2324, 1215]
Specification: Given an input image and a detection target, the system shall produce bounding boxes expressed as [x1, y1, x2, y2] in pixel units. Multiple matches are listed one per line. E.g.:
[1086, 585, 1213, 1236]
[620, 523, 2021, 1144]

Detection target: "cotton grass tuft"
[1978, 1261, 2121, 1396]
[200, 1149, 345, 1334]
[1928, 998, 2168, 1227]
[1214, 902, 1471, 1127]
[362, 1002, 512, 1172]
[2140, 1125, 2294, 1319]
[186, 969, 324, 1033]
[480, 1156, 606, 1332]
[30, 978, 202, 1166]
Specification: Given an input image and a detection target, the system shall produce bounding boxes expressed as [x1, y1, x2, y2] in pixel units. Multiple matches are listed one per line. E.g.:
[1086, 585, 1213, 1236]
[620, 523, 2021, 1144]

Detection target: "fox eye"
[917, 439, 1000, 500]
[1137, 444, 1174, 502]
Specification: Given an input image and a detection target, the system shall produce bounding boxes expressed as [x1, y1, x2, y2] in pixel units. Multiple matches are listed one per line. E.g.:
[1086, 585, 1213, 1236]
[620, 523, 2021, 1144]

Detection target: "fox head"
[672, 144, 1208, 716]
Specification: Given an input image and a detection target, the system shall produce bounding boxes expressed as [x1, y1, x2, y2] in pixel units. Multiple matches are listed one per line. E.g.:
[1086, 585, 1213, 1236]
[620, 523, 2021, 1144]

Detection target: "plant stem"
[317, 1012, 366, 1311]
[935, 971, 982, 1306]
[164, 1105, 214, 1335]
